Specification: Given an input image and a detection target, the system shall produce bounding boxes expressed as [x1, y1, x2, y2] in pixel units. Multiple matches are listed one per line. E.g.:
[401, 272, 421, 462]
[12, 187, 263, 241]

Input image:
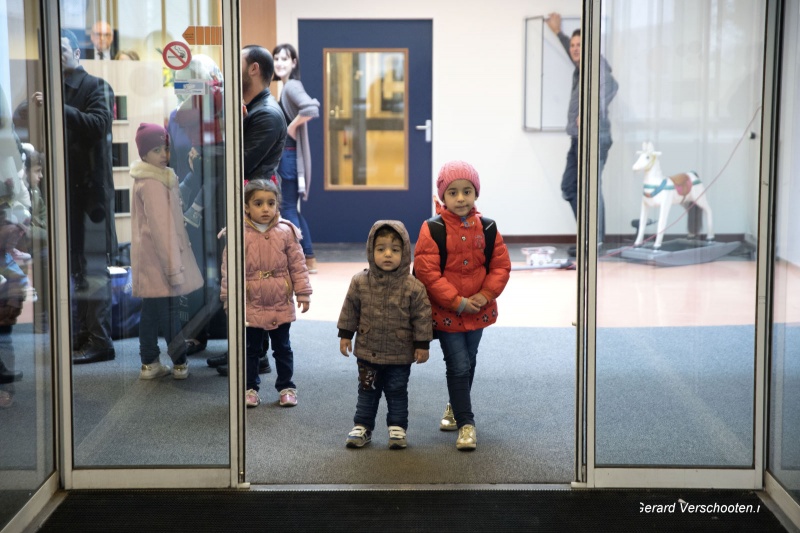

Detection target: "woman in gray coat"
[272, 44, 320, 273]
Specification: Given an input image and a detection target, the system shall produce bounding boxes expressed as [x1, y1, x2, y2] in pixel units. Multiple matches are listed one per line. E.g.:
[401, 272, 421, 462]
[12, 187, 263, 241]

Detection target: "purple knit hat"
[436, 160, 480, 200]
[135, 123, 169, 158]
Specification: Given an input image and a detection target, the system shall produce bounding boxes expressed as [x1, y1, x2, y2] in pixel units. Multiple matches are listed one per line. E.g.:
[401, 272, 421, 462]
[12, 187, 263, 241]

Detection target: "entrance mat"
[38, 488, 788, 532]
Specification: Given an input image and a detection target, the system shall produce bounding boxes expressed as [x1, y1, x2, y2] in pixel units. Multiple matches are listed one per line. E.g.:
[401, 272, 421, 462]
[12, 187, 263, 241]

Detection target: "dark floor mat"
[38, 488, 788, 532]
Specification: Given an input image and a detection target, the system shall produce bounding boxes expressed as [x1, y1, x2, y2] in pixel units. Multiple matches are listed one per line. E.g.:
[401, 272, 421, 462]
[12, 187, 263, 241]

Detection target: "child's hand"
[462, 297, 481, 314]
[298, 301, 309, 313]
[414, 349, 429, 364]
[217, 227, 227, 239]
[468, 293, 488, 309]
[339, 338, 352, 357]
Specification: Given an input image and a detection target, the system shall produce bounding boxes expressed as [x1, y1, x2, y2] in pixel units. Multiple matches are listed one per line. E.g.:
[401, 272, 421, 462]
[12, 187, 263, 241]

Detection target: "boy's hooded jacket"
[220, 217, 311, 330]
[413, 204, 511, 333]
[337, 220, 432, 365]
[129, 160, 203, 298]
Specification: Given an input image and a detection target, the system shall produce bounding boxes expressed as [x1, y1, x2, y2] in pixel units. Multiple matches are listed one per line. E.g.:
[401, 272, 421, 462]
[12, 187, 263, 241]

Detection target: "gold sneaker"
[440, 403, 458, 431]
[456, 424, 477, 451]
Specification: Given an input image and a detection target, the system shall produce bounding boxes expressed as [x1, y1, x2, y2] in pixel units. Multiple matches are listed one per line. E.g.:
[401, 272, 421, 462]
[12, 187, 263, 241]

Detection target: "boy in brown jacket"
[337, 220, 432, 449]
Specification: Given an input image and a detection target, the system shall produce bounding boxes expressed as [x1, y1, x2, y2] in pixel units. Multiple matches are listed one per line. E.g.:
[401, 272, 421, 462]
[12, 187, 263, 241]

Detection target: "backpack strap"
[426, 215, 447, 273]
[425, 215, 497, 274]
[481, 217, 497, 272]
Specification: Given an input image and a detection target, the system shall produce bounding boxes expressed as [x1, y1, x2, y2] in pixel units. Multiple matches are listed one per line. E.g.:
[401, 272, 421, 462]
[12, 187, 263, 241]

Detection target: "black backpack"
[422, 215, 497, 273]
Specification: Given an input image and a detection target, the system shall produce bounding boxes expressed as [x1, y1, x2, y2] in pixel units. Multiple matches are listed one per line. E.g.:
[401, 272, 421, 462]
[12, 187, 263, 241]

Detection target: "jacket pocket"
[395, 329, 411, 341]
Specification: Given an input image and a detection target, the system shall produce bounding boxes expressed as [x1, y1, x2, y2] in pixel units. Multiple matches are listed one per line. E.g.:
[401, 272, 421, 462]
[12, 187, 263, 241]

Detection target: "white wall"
[277, 0, 582, 237]
[278, 0, 766, 239]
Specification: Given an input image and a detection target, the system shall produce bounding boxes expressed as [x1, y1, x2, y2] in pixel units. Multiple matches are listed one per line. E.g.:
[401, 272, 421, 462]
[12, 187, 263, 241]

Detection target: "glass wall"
[0, 0, 55, 528]
[769, 0, 800, 505]
[59, 0, 230, 468]
[594, 0, 765, 466]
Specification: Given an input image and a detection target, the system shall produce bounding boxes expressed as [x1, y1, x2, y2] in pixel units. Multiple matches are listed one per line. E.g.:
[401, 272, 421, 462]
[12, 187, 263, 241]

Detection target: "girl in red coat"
[413, 161, 511, 450]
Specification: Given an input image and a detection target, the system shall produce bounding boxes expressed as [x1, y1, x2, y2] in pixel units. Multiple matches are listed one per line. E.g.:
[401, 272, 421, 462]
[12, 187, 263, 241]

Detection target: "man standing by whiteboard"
[547, 12, 618, 254]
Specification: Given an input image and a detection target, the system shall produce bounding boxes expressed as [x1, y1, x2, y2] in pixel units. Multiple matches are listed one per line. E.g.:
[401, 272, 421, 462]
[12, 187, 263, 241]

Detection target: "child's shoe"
[456, 424, 477, 451]
[440, 403, 457, 431]
[173, 361, 189, 380]
[139, 361, 171, 380]
[305, 256, 318, 274]
[279, 388, 297, 407]
[346, 425, 371, 448]
[245, 389, 260, 408]
[388, 426, 407, 449]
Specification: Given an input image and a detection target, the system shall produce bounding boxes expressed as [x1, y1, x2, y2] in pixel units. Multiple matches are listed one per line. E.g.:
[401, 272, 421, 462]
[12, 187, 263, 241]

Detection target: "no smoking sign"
[162, 41, 192, 70]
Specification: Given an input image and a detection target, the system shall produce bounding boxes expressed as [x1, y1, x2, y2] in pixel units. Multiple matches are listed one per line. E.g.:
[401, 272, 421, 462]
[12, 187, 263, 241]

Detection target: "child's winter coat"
[220, 218, 311, 329]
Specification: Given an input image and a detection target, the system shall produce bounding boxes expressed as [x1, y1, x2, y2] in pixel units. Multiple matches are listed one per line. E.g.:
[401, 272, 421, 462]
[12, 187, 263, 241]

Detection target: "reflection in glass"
[324, 49, 407, 189]
[66, 0, 229, 468]
[594, 0, 764, 466]
[769, 1, 800, 504]
[0, 0, 54, 529]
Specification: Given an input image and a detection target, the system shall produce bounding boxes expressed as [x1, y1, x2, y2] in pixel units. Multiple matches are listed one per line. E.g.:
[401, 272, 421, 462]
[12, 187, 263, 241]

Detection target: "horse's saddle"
[643, 173, 697, 198]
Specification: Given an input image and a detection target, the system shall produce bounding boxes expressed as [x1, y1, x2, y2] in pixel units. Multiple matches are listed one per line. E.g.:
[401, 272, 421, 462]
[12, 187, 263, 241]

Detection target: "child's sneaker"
[139, 361, 170, 380]
[279, 388, 297, 407]
[440, 403, 457, 431]
[388, 426, 407, 449]
[173, 361, 189, 380]
[245, 389, 260, 408]
[456, 424, 477, 451]
[345, 425, 371, 448]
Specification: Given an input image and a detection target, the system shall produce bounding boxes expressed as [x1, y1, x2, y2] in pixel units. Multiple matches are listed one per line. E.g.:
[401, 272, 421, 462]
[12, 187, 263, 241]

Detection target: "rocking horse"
[632, 141, 714, 249]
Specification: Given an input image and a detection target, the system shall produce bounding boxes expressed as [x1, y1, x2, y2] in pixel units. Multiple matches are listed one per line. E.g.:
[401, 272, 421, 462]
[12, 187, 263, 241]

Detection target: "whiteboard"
[524, 16, 581, 131]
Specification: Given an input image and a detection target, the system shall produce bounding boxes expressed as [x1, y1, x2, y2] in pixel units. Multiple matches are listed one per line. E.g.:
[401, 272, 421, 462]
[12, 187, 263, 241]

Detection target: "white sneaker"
[139, 361, 171, 380]
[388, 426, 407, 449]
[173, 361, 189, 380]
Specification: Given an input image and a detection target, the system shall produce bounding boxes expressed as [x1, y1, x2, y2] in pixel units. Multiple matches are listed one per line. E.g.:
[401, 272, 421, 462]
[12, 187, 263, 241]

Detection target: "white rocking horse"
[632, 141, 714, 249]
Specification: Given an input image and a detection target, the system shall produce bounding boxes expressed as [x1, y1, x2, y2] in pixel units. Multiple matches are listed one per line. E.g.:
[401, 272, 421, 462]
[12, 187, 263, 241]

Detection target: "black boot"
[0, 360, 22, 384]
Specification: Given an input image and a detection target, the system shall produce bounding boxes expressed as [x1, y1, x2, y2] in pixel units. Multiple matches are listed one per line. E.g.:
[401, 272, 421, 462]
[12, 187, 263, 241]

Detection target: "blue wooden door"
[299, 19, 433, 243]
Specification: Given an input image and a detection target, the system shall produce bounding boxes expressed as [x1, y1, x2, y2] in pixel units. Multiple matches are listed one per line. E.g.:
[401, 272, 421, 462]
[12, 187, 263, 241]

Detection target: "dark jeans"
[246, 323, 294, 392]
[561, 136, 612, 242]
[139, 296, 187, 365]
[353, 359, 412, 431]
[277, 148, 314, 257]
[438, 329, 483, 429]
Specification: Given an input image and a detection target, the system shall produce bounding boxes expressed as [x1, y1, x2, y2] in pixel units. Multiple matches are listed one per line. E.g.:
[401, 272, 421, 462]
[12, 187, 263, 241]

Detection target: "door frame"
[576, 0, 775, 489]
[51, 0, 245, 490]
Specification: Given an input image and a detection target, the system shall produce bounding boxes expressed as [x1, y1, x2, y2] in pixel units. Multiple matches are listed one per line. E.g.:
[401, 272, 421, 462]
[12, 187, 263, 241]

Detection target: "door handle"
[415, 119, 432, 143]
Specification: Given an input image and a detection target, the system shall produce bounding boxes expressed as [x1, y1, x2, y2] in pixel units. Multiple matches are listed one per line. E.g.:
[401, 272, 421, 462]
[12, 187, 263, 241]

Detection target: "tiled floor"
[301, 242, 765, 328]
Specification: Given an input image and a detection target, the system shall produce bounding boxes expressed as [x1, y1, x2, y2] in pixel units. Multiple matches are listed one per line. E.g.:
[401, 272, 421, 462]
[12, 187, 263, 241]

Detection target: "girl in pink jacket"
[130, 123, 203, 380]
[220, 179, 312, 408]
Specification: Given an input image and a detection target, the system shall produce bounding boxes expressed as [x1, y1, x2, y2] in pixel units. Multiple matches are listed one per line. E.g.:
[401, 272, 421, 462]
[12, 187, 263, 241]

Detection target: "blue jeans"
[139, 296, 187, 365]
[438, 329, 484, 428]
[561, 136, 611, 242]
[277, 148, 314, 257]
[353, 359, 412, 431]
[246, 324, 294, 392]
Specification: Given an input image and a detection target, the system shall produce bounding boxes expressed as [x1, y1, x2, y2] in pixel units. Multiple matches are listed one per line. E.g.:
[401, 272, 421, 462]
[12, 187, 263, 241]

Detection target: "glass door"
[53, 0, 244, 488]
[581, 0, 772, 488]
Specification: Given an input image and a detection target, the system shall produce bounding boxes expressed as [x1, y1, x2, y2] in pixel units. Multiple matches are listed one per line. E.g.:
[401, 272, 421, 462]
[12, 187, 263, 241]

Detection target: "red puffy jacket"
[413, 206, 511, 333]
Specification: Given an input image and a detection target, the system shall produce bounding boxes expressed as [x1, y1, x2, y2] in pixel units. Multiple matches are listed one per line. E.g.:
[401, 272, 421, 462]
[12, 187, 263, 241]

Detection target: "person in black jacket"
[60, 29, 118, 364]
[207, 45, 286, 374]
[241, 45, 287, 183]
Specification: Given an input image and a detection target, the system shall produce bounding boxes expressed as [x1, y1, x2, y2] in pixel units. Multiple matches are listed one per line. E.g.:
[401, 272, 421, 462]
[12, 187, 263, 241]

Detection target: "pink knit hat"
[135, 123, 169, 159]
[436, 160, 480, 200]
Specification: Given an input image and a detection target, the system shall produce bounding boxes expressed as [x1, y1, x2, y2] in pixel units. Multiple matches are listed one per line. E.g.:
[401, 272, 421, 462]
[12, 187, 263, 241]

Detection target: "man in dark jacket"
[241, 45, 287, 182]
[61, 29, 118, 364]
[208, 45, 286, 374]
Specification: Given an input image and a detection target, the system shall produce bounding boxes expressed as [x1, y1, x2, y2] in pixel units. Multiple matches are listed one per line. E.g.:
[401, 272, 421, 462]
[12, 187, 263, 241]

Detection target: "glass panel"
[594, 0, 764, 466]
[61, 0, 229, 467]
[324, 49, 407, 189]
[0, 0, 55, 528]
[769, 0, 800, 504]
